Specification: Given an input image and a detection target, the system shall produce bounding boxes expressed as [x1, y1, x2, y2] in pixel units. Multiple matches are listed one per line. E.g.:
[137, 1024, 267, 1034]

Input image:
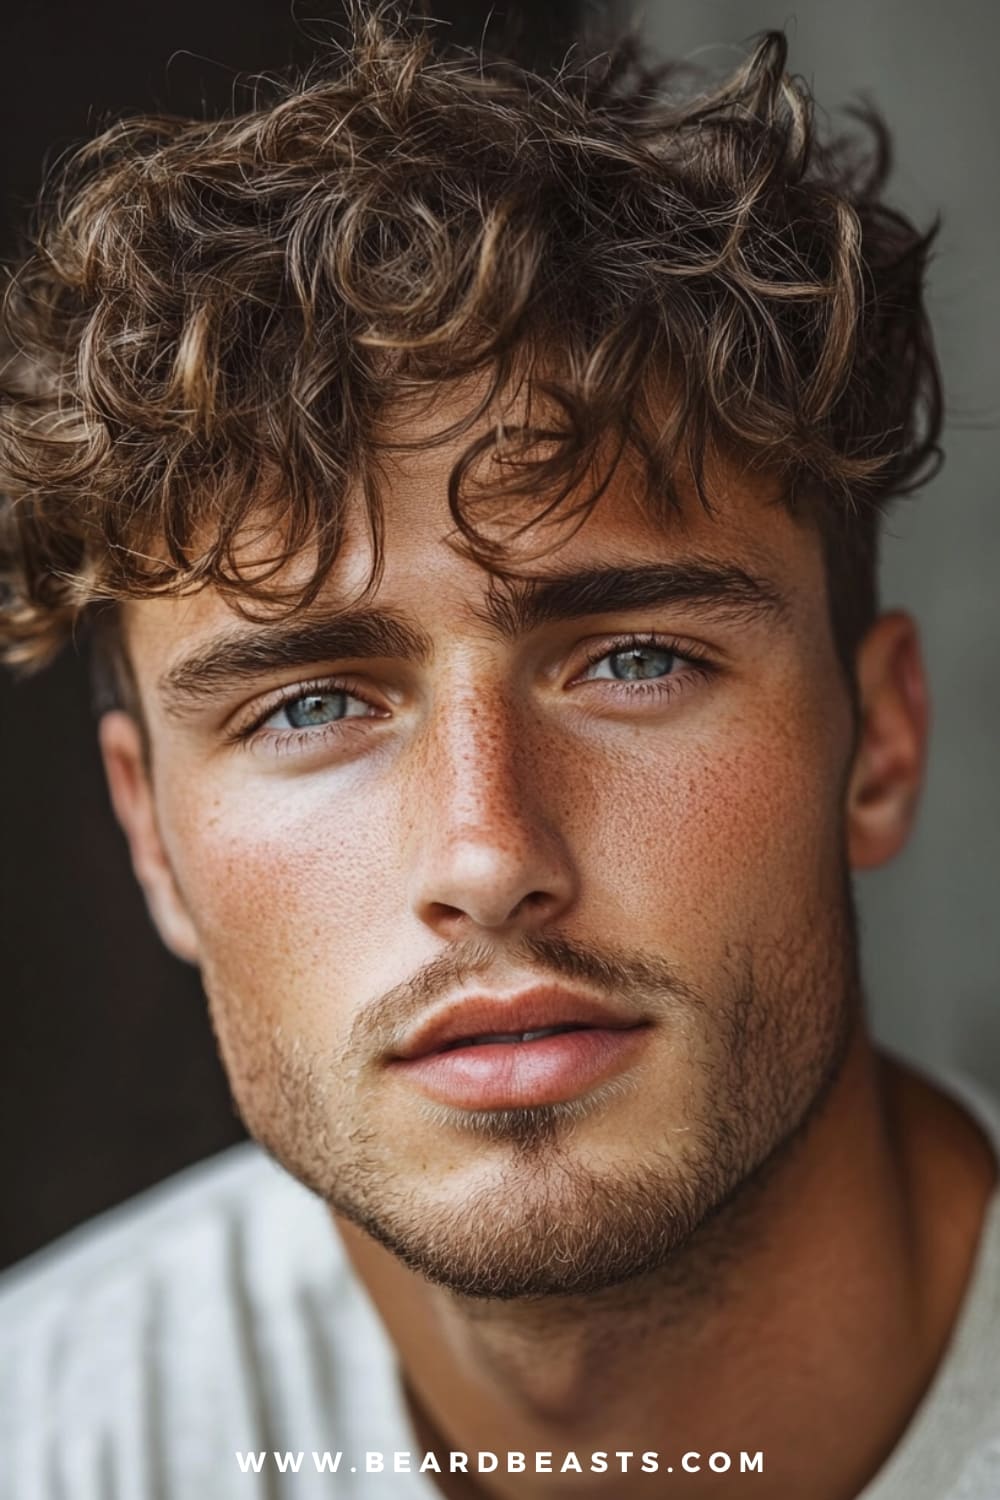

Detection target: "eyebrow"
[159, 611, 431, 718]
[157, 558, 791, 718]
[477, 558, 790, 638]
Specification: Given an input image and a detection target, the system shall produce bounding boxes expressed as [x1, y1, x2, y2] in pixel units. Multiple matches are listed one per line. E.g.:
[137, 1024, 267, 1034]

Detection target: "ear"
[846, 610, 930, 871]
[97, 710, 201, 964]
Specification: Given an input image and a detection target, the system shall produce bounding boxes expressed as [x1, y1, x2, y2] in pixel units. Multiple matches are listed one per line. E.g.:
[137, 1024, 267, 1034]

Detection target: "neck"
[333, 1027, 997, 1499]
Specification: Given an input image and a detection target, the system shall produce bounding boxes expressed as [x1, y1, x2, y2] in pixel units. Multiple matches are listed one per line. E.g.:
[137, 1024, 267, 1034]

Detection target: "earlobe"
[97, 710, 201, 965]
[845, 611, 930, 872]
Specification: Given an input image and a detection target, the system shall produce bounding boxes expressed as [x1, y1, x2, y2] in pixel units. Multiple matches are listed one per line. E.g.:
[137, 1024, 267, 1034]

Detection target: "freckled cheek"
[160, 774, 403, 1008]
[576, 727, 845, 949]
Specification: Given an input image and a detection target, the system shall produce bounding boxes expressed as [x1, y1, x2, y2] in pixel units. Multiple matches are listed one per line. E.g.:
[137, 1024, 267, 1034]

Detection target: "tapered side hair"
[0, 5, 942, 684]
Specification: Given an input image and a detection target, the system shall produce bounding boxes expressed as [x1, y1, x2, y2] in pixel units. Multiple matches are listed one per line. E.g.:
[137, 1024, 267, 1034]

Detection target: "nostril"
[511, 890, 549, 917]
[424, 889, 553, 934]
[424, 902, 471, 930]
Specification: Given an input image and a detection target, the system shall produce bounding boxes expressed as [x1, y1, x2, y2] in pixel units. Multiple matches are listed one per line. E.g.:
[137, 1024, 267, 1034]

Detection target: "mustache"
[350, 930, 704, 1057]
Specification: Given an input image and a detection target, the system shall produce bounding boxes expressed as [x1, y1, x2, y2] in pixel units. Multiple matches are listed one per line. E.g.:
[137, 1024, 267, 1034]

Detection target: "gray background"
[631, 0, 1000, 1093]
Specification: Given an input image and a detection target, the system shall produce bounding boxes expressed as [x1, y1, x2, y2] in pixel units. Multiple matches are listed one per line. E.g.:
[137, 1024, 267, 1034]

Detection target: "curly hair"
[0, 4, 942, 692]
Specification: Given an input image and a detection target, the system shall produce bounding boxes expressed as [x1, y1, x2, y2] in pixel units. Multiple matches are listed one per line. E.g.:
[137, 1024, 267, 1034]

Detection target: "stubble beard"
[209, 868, 863, 1303]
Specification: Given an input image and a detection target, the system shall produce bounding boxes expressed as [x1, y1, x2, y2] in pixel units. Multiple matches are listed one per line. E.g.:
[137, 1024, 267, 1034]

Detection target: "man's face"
[112, 402, 865, 1299]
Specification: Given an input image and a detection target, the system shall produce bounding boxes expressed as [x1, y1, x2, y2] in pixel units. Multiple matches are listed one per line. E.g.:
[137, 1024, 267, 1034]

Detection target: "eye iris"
[610, 646, 675, 681]
[285, 691, 346, 728]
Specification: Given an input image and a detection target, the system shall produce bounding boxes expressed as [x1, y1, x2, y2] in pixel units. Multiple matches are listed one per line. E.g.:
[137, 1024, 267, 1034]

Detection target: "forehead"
[121, 384, 827, 663]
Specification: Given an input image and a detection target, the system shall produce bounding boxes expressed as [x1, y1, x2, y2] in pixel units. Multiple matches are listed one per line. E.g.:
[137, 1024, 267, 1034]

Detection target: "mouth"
[435, 1022, 595, 1052]
[388, 990, 651, 1109]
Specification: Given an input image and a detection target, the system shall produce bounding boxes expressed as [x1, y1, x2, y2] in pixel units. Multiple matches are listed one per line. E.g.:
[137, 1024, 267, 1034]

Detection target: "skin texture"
[99, 391, 997, 1497]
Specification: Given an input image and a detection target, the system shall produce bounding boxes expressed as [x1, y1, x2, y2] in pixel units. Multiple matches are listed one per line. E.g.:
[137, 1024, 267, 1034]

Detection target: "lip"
[391, 986, 645, 1061]
[387, 986, 651, 1109]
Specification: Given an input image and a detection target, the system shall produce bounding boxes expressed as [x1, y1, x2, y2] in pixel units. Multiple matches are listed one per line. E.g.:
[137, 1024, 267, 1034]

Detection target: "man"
[1, 9, 997, 1498]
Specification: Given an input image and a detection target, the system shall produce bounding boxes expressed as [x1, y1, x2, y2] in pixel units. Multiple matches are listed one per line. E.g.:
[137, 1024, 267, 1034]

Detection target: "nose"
[405, 684, 579, 939]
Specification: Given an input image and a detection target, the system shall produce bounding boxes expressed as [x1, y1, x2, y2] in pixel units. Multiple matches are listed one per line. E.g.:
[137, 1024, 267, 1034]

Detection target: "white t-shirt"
[2, 1068, 999, 1500]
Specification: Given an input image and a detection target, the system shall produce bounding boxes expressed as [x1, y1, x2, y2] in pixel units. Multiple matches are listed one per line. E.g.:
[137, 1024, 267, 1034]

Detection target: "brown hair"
[0, 5, 942, 697]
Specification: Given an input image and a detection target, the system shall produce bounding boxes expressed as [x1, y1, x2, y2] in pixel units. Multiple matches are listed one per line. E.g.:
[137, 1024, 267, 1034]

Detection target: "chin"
[322, 1125, 734, 1301]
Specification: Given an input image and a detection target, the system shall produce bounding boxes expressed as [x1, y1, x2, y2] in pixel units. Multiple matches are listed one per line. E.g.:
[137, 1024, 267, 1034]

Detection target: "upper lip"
[391, 986, 647, 1061]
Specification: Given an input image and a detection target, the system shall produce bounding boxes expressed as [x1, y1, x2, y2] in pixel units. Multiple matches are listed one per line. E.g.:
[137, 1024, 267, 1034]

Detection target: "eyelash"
[578, 633, 715, 697]
[231, 632, 717, 756]
[229, 675, 382, 756]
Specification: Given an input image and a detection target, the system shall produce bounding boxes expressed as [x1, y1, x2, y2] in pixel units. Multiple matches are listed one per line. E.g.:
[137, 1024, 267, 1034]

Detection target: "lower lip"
[390, 1026, 652, 1108]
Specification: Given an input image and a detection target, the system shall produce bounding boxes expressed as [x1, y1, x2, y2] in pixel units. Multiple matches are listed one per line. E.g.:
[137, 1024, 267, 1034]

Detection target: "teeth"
[445, 1024, 582, 1051]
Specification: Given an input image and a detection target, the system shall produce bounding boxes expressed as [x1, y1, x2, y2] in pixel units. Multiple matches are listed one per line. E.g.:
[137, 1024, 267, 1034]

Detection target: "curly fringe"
[0, 3, 943, 672]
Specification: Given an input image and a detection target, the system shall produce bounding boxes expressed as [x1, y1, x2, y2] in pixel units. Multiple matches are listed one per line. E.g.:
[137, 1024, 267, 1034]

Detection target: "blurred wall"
[633, 0, 1000, 1093]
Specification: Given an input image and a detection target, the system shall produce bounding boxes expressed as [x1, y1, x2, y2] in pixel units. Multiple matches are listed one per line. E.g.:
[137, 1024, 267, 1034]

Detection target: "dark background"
[0, 0, 587, 1272]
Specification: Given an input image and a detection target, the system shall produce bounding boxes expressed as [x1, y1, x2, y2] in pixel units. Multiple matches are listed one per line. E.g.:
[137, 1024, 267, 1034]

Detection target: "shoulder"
[863, 1066, 1000, 1500]
[0, 1145, 363, 1499]
[0, 1141, 333, 1324]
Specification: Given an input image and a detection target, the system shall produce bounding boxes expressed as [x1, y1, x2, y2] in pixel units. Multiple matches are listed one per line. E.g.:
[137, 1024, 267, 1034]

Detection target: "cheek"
[569, 699, 849, 961]
[159, 771, 402, 1020]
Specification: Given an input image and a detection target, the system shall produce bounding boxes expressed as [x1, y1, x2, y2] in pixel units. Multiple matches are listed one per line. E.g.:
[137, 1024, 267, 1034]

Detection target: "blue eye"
[584, 644, 678, 682]
[285, 691, 345, 728]
[265, 688, 370, 730]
